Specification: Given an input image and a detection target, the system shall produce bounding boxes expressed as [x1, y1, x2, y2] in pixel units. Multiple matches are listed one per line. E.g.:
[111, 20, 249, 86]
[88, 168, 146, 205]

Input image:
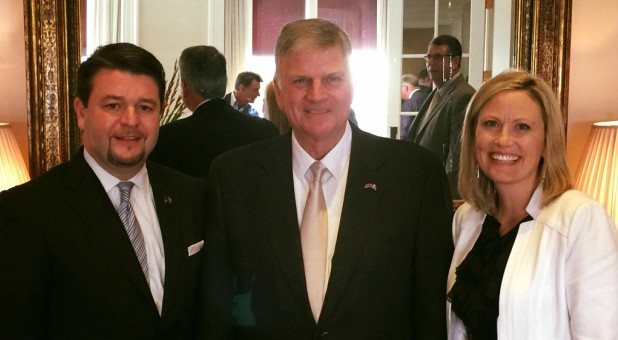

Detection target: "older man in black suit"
[0, 43, 206, 338]
[201, 19, 454, 339]
[149, 46, 278, 179]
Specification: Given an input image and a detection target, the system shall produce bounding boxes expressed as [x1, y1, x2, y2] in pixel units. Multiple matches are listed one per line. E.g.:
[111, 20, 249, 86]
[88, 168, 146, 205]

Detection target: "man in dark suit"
[223, 71, 263, 116]
[417, 68, 433, 94]
[0, 43, 206, 338]
[400, 74, 430, 140]
[201, 19, 454, 339]
[149, 46, 278, 179]
[406, 35, 476, 199]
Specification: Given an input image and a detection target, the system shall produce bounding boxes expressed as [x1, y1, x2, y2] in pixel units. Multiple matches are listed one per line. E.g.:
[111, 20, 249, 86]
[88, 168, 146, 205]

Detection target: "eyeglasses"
[423, 54, 454, 61]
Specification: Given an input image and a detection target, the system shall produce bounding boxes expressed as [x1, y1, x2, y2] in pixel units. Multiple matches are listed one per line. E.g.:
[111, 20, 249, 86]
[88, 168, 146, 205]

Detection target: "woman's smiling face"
[475, 90, 546, 194]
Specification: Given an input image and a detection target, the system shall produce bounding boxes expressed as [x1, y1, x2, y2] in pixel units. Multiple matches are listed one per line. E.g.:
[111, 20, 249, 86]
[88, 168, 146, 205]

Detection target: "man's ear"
[74, 97, 86, 130]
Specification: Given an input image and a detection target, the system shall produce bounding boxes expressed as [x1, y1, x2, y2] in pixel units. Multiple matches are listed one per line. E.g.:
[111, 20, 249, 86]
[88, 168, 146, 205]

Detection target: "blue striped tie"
[117, 181, 149, 281]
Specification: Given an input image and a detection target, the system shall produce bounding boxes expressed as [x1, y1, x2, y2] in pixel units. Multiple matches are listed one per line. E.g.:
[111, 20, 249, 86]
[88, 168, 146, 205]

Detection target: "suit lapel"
[250, 131, 391, 322]
[320, 128, 388, 320]
[249, 135, 311, 316]
[410, 89, 437, 140]
[412, 75, 465, 140]
[62, 151, 156, 306]
[147, 163, 185, 318]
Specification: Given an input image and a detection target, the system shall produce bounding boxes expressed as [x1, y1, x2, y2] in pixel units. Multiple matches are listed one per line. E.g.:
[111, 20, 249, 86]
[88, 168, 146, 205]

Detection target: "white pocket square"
[187, 240, 204, 256]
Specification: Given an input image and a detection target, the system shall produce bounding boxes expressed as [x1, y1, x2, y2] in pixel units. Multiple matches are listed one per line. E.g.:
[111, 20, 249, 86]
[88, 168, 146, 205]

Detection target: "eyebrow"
[100, 95, 158, 105]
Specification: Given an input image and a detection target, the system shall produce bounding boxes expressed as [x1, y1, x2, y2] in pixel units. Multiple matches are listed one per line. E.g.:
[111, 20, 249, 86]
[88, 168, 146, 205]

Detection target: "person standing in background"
[406, 35, 476, 199]
[263, 80, 291, 134]
[149, 46, 278, 179]
[417, 68, 433, 93]
[224, 71, 263, 117]
[401, 74, 430, 140]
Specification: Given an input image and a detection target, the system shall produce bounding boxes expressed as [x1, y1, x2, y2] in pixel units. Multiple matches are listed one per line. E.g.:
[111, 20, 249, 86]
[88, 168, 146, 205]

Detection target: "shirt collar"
[292, 122, 352, 182]
[437, 72, 462, 95]
[83, 148, 149, 193]
[408, 88, 420, 99]
[525, 185, 544, 219]
[193, 98, 212, 111]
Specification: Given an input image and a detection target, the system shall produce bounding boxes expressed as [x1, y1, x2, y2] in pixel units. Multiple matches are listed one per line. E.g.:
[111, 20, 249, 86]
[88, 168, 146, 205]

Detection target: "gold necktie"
[300, 161, 328, 322]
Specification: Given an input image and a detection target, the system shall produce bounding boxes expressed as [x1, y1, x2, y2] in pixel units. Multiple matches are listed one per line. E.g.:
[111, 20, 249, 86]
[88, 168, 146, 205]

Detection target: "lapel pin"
[364, 183, 377, 191]
[164, 195, 173, 204]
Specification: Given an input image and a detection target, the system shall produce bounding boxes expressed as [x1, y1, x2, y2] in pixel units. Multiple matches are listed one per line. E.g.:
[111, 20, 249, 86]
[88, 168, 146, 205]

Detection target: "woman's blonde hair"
[264, 81, 290, 134]
[459, 70, 572, 214]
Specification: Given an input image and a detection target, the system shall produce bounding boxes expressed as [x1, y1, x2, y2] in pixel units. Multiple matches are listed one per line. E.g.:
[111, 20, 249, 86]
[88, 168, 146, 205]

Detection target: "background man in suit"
[406, 35, 476, 199]
[400, 74, 430, 140]
[201, 19, 454, 339]
[417, 68, 433, 92]
[150, 46, 278, 179]
[223, 71, 263, 116]
[0, 43, 207, 338]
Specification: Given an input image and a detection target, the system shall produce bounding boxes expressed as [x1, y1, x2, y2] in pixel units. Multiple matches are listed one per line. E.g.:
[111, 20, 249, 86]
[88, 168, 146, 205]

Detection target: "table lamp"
[574, 121, 618, 226]
[0, 122, 30, 191]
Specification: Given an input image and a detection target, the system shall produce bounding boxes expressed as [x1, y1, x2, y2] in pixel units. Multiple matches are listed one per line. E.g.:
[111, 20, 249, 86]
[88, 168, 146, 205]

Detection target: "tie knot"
[117, 181, 135, 203]
[309, 162, 327, 183]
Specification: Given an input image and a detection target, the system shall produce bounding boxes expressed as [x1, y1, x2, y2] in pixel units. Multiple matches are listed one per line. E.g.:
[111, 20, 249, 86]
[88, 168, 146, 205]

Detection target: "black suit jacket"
[150, 98, 278, 178]
[406, 74, 475, 199]
[0, 150, 207, 339]
[201, 125, 454, 339]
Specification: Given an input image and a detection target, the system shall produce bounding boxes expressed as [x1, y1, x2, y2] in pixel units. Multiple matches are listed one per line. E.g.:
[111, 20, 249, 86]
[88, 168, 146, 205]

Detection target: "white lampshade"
[0, 123, 30, 191]
[574, 121, 618, 226]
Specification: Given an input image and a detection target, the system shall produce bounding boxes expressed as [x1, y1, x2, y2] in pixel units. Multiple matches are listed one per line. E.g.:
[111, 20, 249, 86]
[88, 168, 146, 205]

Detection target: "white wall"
[567, 0, 618, 173]
[0, 0, 28, 168]
[139, 0, 212, 84]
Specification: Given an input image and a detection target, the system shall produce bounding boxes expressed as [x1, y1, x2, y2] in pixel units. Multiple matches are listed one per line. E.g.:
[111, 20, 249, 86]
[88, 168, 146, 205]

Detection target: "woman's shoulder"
[538, 189, 615, 234]
[453, 202, 486, 233]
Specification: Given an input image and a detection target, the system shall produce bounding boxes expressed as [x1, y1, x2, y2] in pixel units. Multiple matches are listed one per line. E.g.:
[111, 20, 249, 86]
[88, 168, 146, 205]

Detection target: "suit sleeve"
[565, 200, 618, 339]
[0, 189, 50, 338]
[197, 162, 234, 339]
[413, 153, 454, 340]
[445, 91, 474, 199]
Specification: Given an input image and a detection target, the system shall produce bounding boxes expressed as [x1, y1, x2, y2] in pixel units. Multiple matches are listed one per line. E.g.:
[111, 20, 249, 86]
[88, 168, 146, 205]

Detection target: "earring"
[476, 165, 480, 179]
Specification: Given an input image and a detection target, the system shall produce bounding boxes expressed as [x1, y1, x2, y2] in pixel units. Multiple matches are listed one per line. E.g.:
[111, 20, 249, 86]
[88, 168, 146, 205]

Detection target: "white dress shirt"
[84, 150, 166, 314]
[292, 122, 352, 298]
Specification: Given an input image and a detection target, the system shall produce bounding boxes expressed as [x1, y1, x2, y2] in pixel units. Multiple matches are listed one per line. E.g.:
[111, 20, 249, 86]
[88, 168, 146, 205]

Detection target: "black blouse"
[448, 214, 532, 340]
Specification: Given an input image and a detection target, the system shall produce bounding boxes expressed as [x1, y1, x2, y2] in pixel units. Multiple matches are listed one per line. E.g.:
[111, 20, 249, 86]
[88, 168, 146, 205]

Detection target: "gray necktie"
[117, 181, 149, 280]
[300, 161, 329, 322]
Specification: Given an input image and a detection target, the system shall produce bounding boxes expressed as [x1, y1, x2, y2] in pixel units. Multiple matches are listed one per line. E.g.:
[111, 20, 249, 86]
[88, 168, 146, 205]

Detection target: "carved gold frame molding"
[23, 0, 81, 177]
[514, 0, 572, 111]
[23, 0, 572, 177]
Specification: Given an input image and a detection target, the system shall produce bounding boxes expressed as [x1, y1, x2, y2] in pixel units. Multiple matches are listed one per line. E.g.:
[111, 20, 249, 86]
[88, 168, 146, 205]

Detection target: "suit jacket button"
[314, 330, 329, 338]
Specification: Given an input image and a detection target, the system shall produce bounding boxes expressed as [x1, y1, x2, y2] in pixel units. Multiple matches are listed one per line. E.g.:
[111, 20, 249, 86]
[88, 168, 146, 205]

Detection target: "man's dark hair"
[179, 45, 227, 99]
[430, 35, 463, 57]
[234, 71, 263, 90]
[76, 43, 166, 106]
[418, 68, 429, 80]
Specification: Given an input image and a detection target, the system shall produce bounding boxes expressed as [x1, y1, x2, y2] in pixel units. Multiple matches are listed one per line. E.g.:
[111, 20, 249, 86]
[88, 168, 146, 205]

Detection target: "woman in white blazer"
[447, 71, 618, 340]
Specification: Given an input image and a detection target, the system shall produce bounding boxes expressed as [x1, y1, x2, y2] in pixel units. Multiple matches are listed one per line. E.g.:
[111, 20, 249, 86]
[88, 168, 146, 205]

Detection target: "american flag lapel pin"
[364, 183, 377, 191]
